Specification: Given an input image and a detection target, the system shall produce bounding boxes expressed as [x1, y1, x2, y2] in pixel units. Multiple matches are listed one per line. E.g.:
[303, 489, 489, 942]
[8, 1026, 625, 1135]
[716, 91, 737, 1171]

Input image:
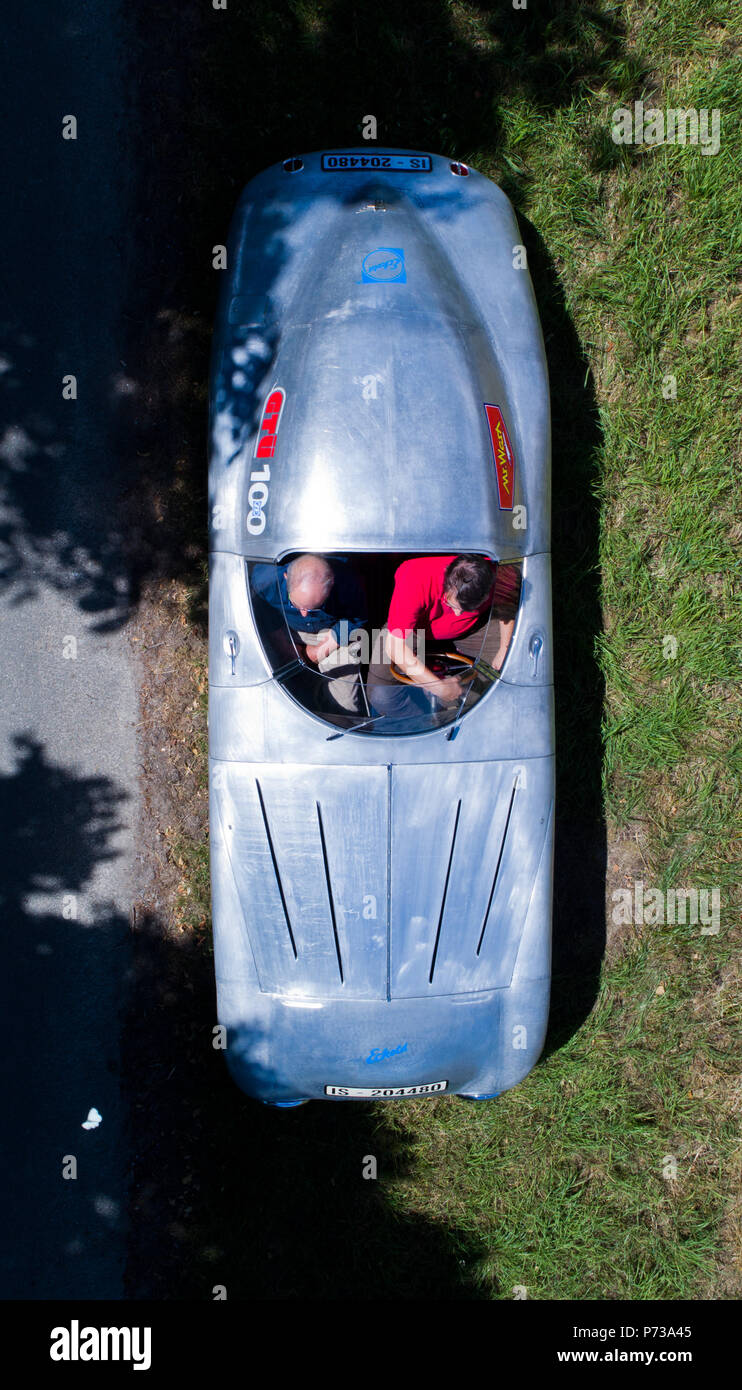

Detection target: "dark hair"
[443, 554, 494, 610]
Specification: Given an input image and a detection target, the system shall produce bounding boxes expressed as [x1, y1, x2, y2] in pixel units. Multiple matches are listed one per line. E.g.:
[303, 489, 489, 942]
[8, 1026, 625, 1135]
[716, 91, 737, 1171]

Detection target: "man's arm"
[491, 618, 515, 670]
[383, 631, 463, 703]
[384, 562, 462, 702]
[249, 562, 278, 604]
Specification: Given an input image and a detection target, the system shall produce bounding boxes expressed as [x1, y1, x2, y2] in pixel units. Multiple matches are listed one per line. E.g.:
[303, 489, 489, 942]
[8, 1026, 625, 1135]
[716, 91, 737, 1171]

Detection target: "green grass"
[375, 924, 739, 1299]
[381, 7, 741, 1297]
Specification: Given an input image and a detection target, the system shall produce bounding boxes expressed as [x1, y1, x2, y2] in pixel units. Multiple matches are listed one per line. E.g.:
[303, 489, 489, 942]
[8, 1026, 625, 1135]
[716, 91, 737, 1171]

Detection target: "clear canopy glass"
[247, 553, 522, 737]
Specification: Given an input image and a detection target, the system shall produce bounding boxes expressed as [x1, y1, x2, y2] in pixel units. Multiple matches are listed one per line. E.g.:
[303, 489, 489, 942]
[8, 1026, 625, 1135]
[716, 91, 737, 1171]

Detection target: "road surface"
[0, 0, 138, 1298]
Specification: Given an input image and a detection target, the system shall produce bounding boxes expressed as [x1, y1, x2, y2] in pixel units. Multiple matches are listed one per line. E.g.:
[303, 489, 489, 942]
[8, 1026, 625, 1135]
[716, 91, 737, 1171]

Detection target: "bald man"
[250, 554, 367, 713]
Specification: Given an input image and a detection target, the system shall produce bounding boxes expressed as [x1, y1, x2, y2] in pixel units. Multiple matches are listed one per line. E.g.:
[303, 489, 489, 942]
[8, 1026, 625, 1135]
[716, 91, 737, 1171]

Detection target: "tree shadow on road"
[0, 736, 132, 1297]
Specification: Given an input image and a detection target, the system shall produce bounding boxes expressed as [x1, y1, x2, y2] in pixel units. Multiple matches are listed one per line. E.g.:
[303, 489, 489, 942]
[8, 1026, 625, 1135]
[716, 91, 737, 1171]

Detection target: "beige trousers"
[297, 629, 364, 714]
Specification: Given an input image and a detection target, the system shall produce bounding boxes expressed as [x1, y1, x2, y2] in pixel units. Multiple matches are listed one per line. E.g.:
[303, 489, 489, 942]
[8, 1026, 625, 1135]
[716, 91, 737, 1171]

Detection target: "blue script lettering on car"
[361, 247, 406, 283]
[365, 1042, 409, 1064]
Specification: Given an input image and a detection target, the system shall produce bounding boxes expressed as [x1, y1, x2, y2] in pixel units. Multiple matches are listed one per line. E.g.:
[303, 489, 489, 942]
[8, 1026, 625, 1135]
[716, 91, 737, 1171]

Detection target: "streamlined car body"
[208, 148, 554, 1104]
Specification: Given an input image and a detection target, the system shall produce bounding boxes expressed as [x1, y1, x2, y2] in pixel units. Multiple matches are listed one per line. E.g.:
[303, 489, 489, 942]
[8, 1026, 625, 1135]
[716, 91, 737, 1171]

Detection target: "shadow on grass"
[510, 211, 608, 1053]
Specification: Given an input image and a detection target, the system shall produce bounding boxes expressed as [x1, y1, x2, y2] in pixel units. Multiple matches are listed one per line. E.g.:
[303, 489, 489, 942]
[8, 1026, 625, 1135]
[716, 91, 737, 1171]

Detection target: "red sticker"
[484, 404, 515, 510]
[254, 387, 285, 459]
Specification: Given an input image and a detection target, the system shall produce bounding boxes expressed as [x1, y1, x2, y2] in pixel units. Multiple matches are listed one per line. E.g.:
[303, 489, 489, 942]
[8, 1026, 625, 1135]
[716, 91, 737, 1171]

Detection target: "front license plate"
[325, 1081, 448, 1098]
[321, 153, 432, 172]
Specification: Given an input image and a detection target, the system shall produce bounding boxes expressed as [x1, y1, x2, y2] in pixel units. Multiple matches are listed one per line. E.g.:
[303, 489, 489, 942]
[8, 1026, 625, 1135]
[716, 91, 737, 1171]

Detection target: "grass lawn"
[123, 0, 741, 1299]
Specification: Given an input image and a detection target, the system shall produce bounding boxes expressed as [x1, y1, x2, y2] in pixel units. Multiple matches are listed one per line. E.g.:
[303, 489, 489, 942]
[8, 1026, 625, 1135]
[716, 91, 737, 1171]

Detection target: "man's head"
[284, 554, 334, 617]
[443, 554, 494, 615]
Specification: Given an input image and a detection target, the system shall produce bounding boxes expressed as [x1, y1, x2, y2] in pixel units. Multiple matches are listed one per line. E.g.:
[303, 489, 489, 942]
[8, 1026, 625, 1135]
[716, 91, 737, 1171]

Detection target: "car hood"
[211, 755, 554, 1000]
[209, 149, 550, 561]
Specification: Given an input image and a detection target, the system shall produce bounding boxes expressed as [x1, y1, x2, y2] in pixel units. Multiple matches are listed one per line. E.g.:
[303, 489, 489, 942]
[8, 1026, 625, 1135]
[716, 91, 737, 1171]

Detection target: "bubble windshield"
[247, 552, 522, 737]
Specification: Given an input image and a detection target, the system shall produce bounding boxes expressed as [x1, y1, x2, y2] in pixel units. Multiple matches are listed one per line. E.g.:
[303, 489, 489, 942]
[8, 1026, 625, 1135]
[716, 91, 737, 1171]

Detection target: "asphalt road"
[0, 1, 138, 1297]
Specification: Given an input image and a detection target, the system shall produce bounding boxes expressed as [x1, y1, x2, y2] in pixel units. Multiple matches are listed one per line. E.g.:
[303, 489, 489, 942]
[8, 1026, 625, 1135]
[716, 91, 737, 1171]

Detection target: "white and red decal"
[484, 403, 515, 510]
[247, 387, 285, 535]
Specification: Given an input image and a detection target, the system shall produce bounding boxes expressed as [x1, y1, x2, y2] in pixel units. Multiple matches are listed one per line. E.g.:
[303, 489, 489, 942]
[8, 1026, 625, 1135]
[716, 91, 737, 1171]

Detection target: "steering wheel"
[390, 650, 477, 686]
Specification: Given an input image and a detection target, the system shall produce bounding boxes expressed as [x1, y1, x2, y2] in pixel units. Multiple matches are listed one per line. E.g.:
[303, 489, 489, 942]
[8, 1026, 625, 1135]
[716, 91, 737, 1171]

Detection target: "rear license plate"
[321, 153, 432, 172]
[325, 1080, 447, 1097]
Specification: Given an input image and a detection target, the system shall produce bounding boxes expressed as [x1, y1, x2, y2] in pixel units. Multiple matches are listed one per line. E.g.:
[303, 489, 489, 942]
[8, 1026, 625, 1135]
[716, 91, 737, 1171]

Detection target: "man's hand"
[385, 632, 464, 702]
[491, 619, 515, 671]
[434, 675, 464, 703]
[308, 631, 339, 664]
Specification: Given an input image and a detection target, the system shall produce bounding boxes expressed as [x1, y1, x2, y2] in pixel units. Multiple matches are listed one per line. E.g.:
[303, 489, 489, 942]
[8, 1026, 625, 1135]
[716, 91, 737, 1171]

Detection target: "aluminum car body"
[209, 147, 554, 1103]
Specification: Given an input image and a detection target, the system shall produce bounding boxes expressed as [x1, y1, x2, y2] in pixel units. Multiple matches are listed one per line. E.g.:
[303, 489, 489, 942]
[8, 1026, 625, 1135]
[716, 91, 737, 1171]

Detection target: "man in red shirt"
[367, 553, 521, 719]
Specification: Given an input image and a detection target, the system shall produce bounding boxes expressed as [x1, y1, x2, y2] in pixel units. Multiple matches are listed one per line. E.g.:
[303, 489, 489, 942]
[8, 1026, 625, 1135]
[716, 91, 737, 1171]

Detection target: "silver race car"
[209, 148, 553, 1105]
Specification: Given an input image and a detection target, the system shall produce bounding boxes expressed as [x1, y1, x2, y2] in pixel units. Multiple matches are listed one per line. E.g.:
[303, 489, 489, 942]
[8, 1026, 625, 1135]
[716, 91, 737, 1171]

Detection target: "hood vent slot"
[429, 800, 462, 984]
[316, 801, 344, 984]
[476, 779, 518, 955]
[256, 779, 297, 959]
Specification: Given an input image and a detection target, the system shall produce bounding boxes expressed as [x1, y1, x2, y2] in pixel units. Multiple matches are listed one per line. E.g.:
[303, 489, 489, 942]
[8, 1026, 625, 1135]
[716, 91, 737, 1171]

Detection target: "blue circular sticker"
[361, 247, 406, 283]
